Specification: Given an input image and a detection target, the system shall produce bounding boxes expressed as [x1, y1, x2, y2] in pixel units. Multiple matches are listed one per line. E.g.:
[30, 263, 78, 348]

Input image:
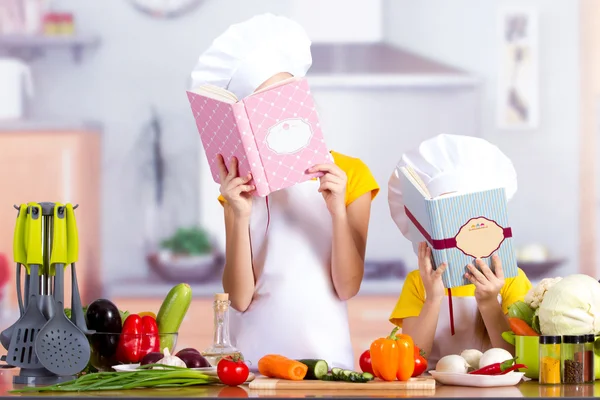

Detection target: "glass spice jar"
[539, 335, 561, 385]
[582, 334, 595, 383]
[562, 335, 586, 384]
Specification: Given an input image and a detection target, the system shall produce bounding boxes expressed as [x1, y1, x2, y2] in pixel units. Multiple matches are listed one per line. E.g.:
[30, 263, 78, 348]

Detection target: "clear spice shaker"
[539, 335, 561, 385]
[201, 293, 243, 366]
[562, 335, 585, 384]
[583, 334, 595, 383]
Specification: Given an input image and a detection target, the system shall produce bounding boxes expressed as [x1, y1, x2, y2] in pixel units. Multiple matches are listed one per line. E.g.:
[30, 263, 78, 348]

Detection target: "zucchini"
[297, 359, 329, 380]
[156, 283, 192, 350]
[362, 372, 374, 381]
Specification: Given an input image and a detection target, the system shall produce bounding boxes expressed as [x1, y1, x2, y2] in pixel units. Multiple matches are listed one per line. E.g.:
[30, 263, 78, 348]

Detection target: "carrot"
[257, 354, 308, 380]
[508, 317, 539, 336]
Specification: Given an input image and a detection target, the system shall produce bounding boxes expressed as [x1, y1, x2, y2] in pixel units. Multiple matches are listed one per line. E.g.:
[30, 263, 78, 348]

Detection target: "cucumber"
[331, 368, 343, 380]
[297, 359, 329, 380]
[321, 373, 335, 381]
[327, 367, 370, 383]
[342, 370, 353, 380]
[156, 283, 192, 351]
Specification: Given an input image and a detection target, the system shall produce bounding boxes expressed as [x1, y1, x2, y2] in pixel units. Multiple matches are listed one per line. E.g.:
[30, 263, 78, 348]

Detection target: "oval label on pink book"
[266, 118, 313, 154]
[455, 217, 506, 259]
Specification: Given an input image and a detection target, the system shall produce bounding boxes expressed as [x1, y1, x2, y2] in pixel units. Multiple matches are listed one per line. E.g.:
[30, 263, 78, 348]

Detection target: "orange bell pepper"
[369, 327, 415, 381]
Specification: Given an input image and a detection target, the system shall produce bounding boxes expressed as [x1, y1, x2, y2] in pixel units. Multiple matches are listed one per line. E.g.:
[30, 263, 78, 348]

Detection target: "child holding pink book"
[189, 14, 379, 370]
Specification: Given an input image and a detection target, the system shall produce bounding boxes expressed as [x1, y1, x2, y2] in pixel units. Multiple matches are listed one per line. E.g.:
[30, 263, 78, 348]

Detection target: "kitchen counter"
[0, 370, 598, 399]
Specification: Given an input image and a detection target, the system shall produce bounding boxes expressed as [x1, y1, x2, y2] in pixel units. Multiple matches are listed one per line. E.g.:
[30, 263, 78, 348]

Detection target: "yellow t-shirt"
[218, 150, 380, 205]
[389, 267, 532, 327]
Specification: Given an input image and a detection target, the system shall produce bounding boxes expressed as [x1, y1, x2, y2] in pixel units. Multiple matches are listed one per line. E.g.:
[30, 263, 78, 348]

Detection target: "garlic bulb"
[154, 348, 186, 368]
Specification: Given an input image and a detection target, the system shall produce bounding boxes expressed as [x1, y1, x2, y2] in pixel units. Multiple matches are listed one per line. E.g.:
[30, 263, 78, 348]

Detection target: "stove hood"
[287, 0, 477, 88]
[307, 42, 478, 89]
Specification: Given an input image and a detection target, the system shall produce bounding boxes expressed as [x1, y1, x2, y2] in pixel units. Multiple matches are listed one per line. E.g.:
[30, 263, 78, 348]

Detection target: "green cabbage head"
[538, 274, 600, 335]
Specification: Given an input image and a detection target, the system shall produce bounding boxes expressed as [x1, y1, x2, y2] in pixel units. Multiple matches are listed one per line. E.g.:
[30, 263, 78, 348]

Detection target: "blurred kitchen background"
[0, 0, 598, 365]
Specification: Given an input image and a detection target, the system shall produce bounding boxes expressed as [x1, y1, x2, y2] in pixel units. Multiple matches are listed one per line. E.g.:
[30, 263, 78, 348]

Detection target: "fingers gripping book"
[187, 77, 333, 197]
[399, 166, 518, 288]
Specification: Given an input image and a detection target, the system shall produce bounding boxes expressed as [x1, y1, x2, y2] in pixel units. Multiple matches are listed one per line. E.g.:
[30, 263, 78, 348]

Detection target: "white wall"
[29, 0, 581, 284]
[30, 0, 288, 284]
[384, 0, 581, 277]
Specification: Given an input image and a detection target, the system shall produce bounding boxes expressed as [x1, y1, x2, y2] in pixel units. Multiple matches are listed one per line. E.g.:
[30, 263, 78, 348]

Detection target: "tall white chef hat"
[190, 13, 312, 100]
[388, 134, 518, 241]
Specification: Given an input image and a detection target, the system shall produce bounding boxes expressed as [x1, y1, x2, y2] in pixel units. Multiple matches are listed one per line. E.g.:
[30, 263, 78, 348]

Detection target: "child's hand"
[465, 256, 505, 305]
[216, 155, 254, 218]
[418, 242, 447, 302]
[308, 163, 347, 217]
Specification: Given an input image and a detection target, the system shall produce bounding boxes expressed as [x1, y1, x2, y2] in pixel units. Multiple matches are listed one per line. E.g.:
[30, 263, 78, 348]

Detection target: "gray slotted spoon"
[34, 204, 90, 376]
[1, 204, 29, 351]
[6, 204, 48, 369]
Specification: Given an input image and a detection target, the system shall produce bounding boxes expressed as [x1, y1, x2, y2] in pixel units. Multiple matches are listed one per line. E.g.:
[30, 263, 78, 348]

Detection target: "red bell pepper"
[116, 314, 160, 363]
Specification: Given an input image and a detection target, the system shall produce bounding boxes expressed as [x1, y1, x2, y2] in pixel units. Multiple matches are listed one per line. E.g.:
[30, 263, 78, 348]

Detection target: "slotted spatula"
[35, 204, 90, 376]
[6, 203, 47, 368]
[1, 204, 28, 351]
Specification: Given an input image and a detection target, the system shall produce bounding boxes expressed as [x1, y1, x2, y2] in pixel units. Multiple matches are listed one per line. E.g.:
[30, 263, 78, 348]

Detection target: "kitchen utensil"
[35, 204, 90, 376]
[0, 204, 28, 350]
[65, 203, 91, 333]
[248, 377, 436, 390]
[38, 202, 56, 322]
[13, 204, 28, 314]
[0, 58, 33, 120]
[6, 203, 47, 368]
[4, 202, 90, 384]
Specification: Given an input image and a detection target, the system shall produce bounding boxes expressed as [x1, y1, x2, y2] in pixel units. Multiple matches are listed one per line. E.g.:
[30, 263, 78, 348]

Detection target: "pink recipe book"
[186, 77, 333, 197]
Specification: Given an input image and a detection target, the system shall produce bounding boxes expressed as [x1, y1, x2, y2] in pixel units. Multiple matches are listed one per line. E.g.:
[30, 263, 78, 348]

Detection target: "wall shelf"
[0, 34, 100, 63]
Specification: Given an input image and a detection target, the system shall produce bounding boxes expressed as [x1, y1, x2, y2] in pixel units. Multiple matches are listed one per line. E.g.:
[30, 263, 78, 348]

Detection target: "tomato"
[217, 356, 250, 386]
[412, 346, 428, 377]
[359, 349, 374, 374]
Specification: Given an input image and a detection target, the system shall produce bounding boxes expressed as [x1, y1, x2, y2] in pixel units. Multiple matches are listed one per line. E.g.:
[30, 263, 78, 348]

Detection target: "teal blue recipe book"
[399, 166, 518, 289]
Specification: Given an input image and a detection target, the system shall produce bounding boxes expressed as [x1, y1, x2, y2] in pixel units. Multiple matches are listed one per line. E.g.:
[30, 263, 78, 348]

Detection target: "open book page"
[190, 84, 238, 103]
[252, 76, 300, 95]
[401, 166, 432, 198]
[191, 77, 300, 104]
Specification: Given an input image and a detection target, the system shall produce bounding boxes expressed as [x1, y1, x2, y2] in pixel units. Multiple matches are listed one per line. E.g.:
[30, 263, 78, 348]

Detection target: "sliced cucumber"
[321, 373, 335, 381]
[297, 359, 329, 380]
[353, 372, 366, 382]
[326, 367, 372, 383]
[331, 367, 343, 379]
[362, 372, 374, 381]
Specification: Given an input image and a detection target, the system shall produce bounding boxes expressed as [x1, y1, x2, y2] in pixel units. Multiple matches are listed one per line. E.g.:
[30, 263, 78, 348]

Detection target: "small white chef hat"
[190, 13, 312, 100]
[388, 134, 518, 240]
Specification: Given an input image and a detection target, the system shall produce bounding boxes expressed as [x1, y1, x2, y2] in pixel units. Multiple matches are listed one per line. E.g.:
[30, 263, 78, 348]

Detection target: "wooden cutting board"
[249, 377, 436, 390]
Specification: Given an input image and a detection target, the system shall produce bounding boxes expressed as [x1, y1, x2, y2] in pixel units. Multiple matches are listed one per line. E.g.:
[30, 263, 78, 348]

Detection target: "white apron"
[229, 179, 355, 371]
[427, 294, 502, 370]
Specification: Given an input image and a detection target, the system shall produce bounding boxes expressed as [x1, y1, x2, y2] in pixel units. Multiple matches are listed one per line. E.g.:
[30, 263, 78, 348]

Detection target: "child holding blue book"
[387, 134, 532, 370]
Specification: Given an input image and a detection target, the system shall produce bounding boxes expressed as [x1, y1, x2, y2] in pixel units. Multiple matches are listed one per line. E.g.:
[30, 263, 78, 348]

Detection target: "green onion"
[10, 365, 219, 393]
